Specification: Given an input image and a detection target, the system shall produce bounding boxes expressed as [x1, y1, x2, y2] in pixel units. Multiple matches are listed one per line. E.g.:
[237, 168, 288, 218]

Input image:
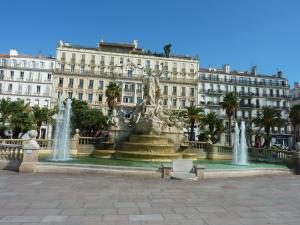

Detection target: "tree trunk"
[37, 125, 41, 139]
[190, 121, 195, 141]
[228, 116, 232, 146]
[294, 126, 296, 147]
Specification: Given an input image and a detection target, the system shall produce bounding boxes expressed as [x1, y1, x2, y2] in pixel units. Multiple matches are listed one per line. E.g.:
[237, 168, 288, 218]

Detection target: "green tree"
[182, 106, 204, 141]
[71, 99, 108, 136]
[105, 83, 122, 112]
[9, 100, 35, 138]
[163, 44, 172, 58]
[289, 104, 300, 145]
[253, 106, 285, 148]
[221, 92, 239, 146]
[0, 99, 13, 138]
[201, 112, 225, 143]
[32, 106, 56, 138]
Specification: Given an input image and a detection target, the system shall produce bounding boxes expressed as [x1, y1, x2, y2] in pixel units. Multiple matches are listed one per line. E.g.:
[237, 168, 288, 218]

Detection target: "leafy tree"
[32, 106, 56, 138]
[71, 99, 108, 136]
[163, 44, 172, 58]
[9, 100, 35, 138]
[105, 83, 122, 112]
[201, 112, 225, 143]
[221, 92, 239, 146]
[289, 104, 300, 145]
[253, 106, 285, 148]
[181, 106, 204, 141]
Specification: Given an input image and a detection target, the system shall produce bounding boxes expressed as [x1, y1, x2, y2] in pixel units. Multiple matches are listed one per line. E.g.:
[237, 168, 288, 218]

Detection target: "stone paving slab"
[0, 171, 299, 225]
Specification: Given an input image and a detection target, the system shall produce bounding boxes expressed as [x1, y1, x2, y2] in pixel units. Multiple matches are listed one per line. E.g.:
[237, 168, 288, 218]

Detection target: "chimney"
[223, 64, 230, 73]
[133, 40, 138, 48]
[277, 71, 283, 78]
[251, 66, 257, 76]
[9, 49, 18, 56]
[294, 82, 299, 89]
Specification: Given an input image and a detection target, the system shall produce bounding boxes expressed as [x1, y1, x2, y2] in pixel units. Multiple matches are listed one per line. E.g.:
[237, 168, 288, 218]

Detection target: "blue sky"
[1, 0, 299, 84]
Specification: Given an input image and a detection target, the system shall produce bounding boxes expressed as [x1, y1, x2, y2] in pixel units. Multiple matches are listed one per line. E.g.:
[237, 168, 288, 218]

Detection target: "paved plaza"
[0, 171, 299, 225]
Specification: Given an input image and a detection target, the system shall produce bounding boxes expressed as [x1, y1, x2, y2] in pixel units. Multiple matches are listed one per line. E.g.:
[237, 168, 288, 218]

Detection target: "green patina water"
[38, 156, 287, 170]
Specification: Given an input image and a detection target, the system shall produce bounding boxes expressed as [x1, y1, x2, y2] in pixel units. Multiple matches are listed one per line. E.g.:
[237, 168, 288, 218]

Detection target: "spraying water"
[232, 121, 248, 165]
[52, 98, 72, 161]
[232, 122, 240, 164]
[239, 121, 248, 165]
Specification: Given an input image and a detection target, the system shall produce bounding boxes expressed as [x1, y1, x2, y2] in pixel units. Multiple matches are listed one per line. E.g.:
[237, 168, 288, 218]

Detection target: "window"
[181, 99, 186, 107]
[89, 80, 94, 89]
[44, 100, 49, 108]
[71, 65, 75, 72]
[68, 92, 73, 99]
[100, 56, 105, 64]
[128, 70, 133, 78]
[172, 99, 177, 107]
[78, 92, 83, 101]
[79, 79, 84, 88]
[35, 99, 39, 105]
[36, 86, 41, 94]
[0, 70, 3, 79]
[123, 96, 134, 103]
[20, 71, 24, 80]
[163, 98, 168, 106]
[137, 97, 142, 104]
[61, 64, 65, 71]
[8, 83, 13, 92]
[190, 87, 195, 96]
[58, 78, 64, 87]
[172, 86, 177, 95]
[68, 78, 74, 88]
[10, 71, 14, 79]
[80, 65, 85, 74]
[47, 73, 51, 80]
[256, 99, 260, 108]
[99, 80, 104, 90]
[163, 86, 168, 95]
[40, 62, 44, 69]
[137, 59, 141, 65]
[98, 94, 103, 102]
[88, 93, 93, 103]
[181, 87, 186, 96]
[120, 57, 124, 64]
[190, 100, 194, 106]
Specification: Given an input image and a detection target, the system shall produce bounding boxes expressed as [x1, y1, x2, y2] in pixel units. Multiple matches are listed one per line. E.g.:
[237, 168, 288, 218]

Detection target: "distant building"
[290, 81, 300, 143]
[291, 82, 300, 106]
[0, 49, 55, 138]
[53, 40, 199, 117]
[198, 65, 291, 147]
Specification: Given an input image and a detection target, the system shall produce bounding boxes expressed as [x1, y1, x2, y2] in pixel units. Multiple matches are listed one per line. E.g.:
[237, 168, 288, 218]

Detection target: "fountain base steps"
[93, 150, 116, 159]
[117, 134, 182, 162]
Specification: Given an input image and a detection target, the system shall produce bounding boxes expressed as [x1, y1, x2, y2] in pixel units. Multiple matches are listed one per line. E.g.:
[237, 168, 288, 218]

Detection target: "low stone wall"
[0, 144, 23, 171]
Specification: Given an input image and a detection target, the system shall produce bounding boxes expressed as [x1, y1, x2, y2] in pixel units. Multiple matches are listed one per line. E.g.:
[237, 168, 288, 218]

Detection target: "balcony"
[80, 59, 85, 65]
[206, 89, 224, 95]
[239, 103, 255, 108]
[71, 58, 76, 64]
[238, 92, 255, 97]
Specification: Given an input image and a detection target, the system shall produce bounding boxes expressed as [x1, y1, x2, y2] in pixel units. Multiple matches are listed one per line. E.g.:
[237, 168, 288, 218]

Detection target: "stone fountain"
[114, 68, 185, 162]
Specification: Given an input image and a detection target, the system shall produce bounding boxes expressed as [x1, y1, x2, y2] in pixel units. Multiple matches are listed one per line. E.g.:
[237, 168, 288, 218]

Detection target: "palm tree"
[182, 106, 204, 141]
[221, 92, 238, 146]
[32, 106, 56, 138]
[0, 98, 13, 124]
[105, 83, 122, 113]
[289, 104, 300, 145]
[253, 106, 285, 148]
[201, 112, 225, 143]
[163, 44, 172, 58]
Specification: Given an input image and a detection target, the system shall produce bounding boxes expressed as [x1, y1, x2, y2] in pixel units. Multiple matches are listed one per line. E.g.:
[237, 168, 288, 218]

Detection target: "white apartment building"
[290, 81, 300, 143]
[198, 64, 291, 147]
[53, 40, 199, 117]
[0, 49, 55, 138]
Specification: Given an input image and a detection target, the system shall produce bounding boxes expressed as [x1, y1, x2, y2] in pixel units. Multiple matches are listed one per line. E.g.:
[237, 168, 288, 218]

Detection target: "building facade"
[53, 40, 199, 117]
[198, 64, 291, 147]
[0, 49, 55, 138]
[290, 82, 300, 143]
